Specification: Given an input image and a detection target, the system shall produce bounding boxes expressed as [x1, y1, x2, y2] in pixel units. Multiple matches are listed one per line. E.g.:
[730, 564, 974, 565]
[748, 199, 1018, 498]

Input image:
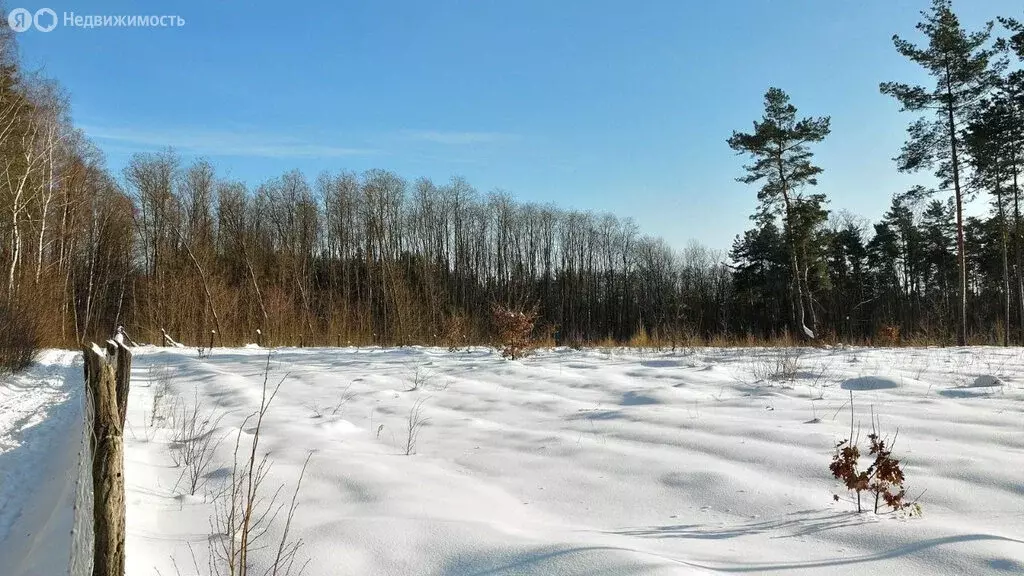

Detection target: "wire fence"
[68, 363, 95, 576]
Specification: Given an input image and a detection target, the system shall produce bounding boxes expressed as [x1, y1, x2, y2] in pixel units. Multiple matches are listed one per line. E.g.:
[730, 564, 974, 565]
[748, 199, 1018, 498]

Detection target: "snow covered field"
[2, 345, 1024, 575]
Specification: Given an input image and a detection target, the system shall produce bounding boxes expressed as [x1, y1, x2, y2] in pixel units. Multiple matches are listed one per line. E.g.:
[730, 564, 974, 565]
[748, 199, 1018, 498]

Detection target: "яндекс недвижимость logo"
[6, 8, 184, 32]
[7, 7, 56, 32]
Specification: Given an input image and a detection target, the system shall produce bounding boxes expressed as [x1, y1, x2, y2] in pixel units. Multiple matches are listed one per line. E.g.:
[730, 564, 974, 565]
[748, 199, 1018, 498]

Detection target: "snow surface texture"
[2, 346, 1024, 575]
[0, 350, 84, 576]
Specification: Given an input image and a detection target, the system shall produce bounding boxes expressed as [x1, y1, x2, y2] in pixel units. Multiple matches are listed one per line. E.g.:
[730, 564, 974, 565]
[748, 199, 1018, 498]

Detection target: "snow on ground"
[0, 350, 84, 576]
[2, 346, 1024, 575]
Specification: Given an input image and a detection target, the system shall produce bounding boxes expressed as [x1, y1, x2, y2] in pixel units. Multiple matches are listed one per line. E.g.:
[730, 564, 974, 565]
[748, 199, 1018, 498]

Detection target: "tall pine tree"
[880, 0, 1001, 345]
[965, 95, 1017, 344]
[728, 87, 831, 339]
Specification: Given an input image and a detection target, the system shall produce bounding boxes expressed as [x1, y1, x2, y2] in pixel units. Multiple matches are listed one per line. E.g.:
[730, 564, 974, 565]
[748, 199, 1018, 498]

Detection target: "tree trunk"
[998, 184, 1010, 347]
[243, 247, 269, 331]
[8, 207, 19, 297]
[82, 344, 127, 576]
[1013, 168, 1023, 345]
[948, 112, 968, 345]
[177, 227, 224, 338]
[780, 188, 811, 340]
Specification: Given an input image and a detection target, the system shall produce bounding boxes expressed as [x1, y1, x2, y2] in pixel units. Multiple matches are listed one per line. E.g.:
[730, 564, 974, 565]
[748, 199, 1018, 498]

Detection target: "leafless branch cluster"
[749, 347, 804, 383]
[170, 389, 226, 496]
[405, 398, 430, 456]
[306, 383, 355, 418]
[209, 356, 310, 576]
[0, 296, 39, 373]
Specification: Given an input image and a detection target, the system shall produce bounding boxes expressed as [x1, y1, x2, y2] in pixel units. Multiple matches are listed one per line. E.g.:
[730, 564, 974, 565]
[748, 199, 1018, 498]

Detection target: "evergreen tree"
[728, 87, 831, 339]
[997, 16, 1023, 60]
[996, 17, 1024, 342]
[965, 95, 1017, 344]
[729, 222, 789, 338]
[867, 220, 902, 331]
[823, 217, 868, 340]
[880, 0, 1001, 345]
[790, 194, 831, 332]
[919, 199, 958, 317]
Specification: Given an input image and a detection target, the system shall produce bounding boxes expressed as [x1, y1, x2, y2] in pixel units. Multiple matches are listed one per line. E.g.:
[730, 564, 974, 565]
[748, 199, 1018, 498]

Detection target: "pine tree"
[996, 18, 1024, 343]
[965, 95, 1017, 344]
[920, 199, 958, 323]
[997, 17, 1023, 60]
[728, 87, 831, 339]
[823, 218, 868, 340]
[880, 0, 1001, 345]
[730, 222, 789, 337]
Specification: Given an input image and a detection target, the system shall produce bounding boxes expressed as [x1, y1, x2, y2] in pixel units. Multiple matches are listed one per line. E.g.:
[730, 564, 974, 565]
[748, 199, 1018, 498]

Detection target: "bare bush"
[806, 358, 836, 398]
[492, 304, 538, 360]
[210, 356, 310, 576]
[406, 364, 435, 391]
[330, 384, 355, 416]
[750, 347, 803, 383]
[305, 401, 325, 419]
[171, 390, 226, 496]
[309, 383, 356, 418]
[0, 298, 40, 373]
[405, 398, 430, 455]
[443, 314, 471, 352]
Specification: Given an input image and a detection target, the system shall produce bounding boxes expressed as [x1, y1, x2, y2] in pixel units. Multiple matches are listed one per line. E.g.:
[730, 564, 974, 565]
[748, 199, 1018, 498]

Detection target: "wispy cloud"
[400, 130, 520, 145]
[82, 125, 378, 158]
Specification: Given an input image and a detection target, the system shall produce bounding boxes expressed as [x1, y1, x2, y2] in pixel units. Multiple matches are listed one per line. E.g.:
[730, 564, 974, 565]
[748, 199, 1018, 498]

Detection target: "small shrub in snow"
[405, 398, 430, 455]
[750, 347, 803, 383]
[830, 395, 920, 516]
[306, 401, 325, 419]
[492, 304, 538, 360]
[331, 383, 356, 415]
[210, 354, 310, 576]
[171, 390, 226, 496]
[406, 363, 435, 391]
[830, 437, 868, 511]
[306, 385, 355, 419]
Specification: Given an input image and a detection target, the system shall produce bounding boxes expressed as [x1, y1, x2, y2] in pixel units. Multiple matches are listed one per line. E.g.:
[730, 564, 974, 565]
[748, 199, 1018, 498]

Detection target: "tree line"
[1, 0, 1022, 351]
[730, 1, 1024, 345]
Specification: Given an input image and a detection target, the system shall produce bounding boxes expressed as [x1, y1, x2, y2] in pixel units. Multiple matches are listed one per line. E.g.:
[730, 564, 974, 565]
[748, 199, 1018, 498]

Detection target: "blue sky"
[11, 0, 1021, 252]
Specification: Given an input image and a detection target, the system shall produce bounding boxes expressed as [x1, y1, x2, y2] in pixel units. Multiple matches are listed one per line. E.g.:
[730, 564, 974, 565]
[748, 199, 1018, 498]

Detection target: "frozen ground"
[2, 346, 1023, 575]
[0, 350, 84, 576]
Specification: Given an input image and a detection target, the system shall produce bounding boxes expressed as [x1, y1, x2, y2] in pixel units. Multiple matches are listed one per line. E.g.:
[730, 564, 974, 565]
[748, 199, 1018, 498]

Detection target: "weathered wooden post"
[104, 340, 132, 427]
[83, 341, 131, 576]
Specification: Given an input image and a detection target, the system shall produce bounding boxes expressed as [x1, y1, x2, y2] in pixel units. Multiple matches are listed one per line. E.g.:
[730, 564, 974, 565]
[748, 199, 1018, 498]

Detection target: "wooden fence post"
[83, 342, 129, 576]
[104, 340, 132, 427]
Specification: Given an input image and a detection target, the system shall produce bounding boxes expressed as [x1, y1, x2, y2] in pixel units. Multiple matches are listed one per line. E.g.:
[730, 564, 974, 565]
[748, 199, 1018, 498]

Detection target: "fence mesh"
[68, 365, 94, 576]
